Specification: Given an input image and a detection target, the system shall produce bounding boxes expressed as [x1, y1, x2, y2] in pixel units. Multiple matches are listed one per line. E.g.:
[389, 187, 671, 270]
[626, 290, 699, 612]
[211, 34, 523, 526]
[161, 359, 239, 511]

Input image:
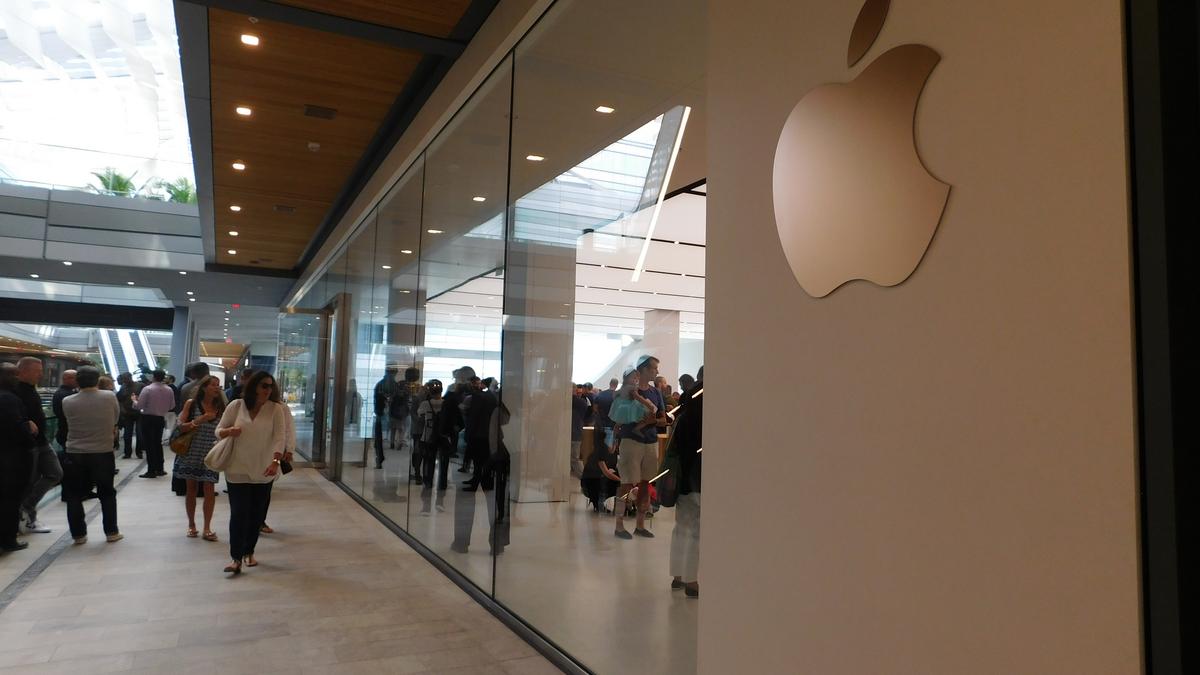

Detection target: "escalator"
[97, 328, 156, 376]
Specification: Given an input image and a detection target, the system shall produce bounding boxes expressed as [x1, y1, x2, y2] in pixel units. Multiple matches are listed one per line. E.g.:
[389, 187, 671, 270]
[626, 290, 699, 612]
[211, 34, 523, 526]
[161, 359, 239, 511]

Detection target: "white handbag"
[204, 435, 234, 471]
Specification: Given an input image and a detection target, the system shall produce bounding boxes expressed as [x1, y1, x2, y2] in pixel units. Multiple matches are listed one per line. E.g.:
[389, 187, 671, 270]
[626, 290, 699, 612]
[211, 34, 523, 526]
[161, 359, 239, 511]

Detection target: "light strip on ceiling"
[631, 105, 691, 283]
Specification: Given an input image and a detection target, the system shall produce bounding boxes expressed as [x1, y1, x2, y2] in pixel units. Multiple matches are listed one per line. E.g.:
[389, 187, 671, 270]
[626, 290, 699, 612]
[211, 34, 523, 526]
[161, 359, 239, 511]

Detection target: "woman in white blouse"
[215, 371, 289, 575]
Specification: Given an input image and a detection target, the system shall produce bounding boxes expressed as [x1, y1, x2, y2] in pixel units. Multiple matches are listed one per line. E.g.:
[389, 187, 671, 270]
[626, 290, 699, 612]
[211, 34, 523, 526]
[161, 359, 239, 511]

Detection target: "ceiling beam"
[180, 0, 467, 57]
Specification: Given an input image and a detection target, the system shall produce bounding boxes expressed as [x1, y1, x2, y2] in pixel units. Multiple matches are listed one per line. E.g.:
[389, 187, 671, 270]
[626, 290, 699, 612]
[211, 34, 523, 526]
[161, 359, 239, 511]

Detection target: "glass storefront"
[281, 1, 705, 671]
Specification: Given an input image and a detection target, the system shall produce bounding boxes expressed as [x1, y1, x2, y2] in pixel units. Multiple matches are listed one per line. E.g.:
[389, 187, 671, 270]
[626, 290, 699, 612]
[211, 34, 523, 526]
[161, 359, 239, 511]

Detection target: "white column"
[642, 308, 681, 384]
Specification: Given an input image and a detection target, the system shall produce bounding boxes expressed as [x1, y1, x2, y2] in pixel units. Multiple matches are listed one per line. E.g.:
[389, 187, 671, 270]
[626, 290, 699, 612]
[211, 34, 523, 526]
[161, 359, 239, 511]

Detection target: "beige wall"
[702, 1, 1141, 673]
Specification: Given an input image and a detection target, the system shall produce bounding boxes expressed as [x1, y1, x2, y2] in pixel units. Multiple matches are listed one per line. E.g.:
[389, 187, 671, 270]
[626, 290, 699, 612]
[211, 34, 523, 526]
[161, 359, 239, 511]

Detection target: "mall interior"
[0, 1, 1195, 673]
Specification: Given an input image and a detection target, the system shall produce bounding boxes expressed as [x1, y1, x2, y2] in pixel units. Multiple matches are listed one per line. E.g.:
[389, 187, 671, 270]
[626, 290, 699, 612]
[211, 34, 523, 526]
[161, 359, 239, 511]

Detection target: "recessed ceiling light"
[235, 106, 252, 116]
[472, 196, 486, 202]
[381, 265, 392, 270]
[29, 273, 39, 278]
[62, 261, 72, 266]
[399, 290, 411, 294]
[400, 249, 412, 254]
[240, 34, 259, 46]
[127, 281, 135, 286]
[595, 105, 615, 114]
[188, 297, 196, 302]
[231, 161, 246, 171]
[225, 310, 230, 314]
[526, 154, 545, 162]
[229, 231, 239, 237]
[186, 291, 194, 295]
[229, 205, 242, 212]
[227, 249, 237, 255]
[427, 229, 443, 234]
[179, 271, 187, 275]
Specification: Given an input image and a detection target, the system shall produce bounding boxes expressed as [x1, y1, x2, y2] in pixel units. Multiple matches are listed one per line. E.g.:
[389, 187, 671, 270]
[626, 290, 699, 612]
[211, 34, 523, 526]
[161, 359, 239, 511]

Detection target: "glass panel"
[404, 55, 512, 593]
[495, 1, 706, 673]
[339, 212, 380, 495]
[277, 311, 324, 461]
[320, 253, 349, 477]
[363, 158, 425, 528]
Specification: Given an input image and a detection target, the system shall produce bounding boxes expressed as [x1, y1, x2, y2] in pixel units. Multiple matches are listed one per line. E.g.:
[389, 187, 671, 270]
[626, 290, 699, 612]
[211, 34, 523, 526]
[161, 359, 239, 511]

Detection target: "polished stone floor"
[0, 455, 557, 675]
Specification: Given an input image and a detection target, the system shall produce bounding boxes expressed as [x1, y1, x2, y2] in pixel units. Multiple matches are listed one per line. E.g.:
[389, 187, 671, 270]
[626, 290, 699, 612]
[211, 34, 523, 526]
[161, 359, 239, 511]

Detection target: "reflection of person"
[372, 367, 397, 468]
[417, 379, 448, 513]
[462, 377, 497, 491]
[346, 378, 360, 426]
[61, 366, 121, 544]
[1, 362, 37, 552]
[570, 384, 588, 477]
[451, 400, 510, 555]
[216, 371, 288, 575]
[669, 365, 703, 598]
[613, 356, 665, 540]
[174, 376, 223, 541]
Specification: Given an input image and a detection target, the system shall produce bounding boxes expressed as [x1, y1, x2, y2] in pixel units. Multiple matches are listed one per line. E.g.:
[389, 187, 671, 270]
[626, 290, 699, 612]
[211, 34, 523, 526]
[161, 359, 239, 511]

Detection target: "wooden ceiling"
[205, 1, 476, 270]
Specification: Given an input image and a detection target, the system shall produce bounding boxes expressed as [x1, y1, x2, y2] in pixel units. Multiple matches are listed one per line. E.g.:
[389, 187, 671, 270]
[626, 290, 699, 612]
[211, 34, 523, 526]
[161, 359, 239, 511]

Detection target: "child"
[607, 368, 656, 431]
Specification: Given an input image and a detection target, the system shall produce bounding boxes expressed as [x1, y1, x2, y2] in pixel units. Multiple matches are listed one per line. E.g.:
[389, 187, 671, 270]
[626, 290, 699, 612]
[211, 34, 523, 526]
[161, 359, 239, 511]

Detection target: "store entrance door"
[319, 293, 350, 481]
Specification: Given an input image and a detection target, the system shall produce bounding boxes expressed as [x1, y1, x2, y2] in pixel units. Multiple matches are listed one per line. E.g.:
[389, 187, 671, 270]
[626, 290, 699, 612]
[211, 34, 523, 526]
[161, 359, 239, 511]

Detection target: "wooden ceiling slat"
[271, 0, 473, 39]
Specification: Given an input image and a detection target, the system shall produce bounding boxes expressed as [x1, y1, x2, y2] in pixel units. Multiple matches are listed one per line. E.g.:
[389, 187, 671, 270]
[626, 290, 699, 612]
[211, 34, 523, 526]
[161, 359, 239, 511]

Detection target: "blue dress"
[173, 402, 220, 483]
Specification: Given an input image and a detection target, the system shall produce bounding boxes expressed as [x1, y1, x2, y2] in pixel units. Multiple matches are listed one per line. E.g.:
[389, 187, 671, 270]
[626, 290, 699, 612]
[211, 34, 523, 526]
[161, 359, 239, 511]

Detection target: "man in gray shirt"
[61, 366, 122, 544]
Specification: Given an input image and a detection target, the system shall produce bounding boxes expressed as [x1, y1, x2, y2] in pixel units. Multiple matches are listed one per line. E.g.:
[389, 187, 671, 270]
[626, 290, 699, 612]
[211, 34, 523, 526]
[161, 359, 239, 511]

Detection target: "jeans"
[21, 444, 63, 520]
[65, 453, 118, 538]
[227, 482, 273, 561]
[139, 415, 166, 474]
[121, 418, 136, 456]
[669, 492, 701, 583]
[0, 451, 33, 544]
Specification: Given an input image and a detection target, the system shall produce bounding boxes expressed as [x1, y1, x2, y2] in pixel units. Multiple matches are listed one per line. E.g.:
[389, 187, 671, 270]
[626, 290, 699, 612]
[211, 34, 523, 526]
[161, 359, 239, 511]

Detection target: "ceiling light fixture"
[235, 106, 252, 116]
[399, 290, 411, 294]
[240, 34, 259, 46]
[595, 105, 615, 114]
[632, 105, 691, 282]
[188, 298, 196, 302]
[62, 261, 72, 266]
[127, 281, 135, 286]
[231, 161, 246, 171]
[229, 231, 239, 237]
[427, 229, 443, 234]
[381, 265, 392, 270]
[186, 291, 194, 295]
[179, 271, 187, 275]
[29, 274, 39, 278]
[400, 249, 413, 254]
[526, 154, 545, 162]
[229, 205, 242, 212]
[227, 249, 237, 255]
[472, 196, 486, 202]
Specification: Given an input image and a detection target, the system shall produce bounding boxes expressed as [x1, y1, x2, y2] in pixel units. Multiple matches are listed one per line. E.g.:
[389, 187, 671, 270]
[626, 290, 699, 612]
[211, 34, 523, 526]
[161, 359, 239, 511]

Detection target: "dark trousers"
[419, 440, 451, 491]
[121, 419, 136, 457]
[467, 436, 491, 487]
[582, 476, 618, 511]
[64, 453, 118, 538]
[227, 482, 272, 561]
[373, 416, 384, 465]
[138, 415, 165, 473]
[0, 451, 33, 545]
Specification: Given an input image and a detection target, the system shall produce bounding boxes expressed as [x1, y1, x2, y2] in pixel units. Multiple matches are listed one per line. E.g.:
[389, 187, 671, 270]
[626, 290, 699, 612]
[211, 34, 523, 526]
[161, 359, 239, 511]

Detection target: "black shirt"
[0, 390, 35, 453]
[14, 381, 47, 446]
[673, 380, 703, 494]
[51, 385, 76, 446]
[593, 389, 616, 428]
[465, 390, 497, 441]
[571, 395, 588, 441]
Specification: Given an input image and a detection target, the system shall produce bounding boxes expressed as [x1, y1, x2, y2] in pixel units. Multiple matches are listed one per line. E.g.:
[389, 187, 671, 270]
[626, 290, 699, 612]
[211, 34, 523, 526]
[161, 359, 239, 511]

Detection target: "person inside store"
[372, 365, 397, 468]
[174, 375, 224, 541]
[462, 375, 497, 492]
[215, 370, 288, 575]
[592, 377, 619, 453]
[570, 383, 588, 477]
[51, 369, 78, 452]
[669, 365, 703, 598]
[116, 372, 140, 459]
[133, 369, 174, 478]
[444, 367, 472, 473]
[14, 357, 62, 535]
[417, 378, 448, 513]
[678, 373, 696, 397]
[612, 355, 666, 540]
[61, 366, 122, 544]
[392, 367, 418, 479]
[0, 362, 37, 552]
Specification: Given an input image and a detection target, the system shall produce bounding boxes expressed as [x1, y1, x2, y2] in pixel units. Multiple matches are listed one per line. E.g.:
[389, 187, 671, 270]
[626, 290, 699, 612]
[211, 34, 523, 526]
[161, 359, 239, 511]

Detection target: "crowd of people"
[0, 358, 295, 576]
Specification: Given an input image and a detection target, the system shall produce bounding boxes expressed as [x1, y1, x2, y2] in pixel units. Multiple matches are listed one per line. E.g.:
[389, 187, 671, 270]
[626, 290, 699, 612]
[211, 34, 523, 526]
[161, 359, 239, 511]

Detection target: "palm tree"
[90, 168, 141, 197]
[157, 177, 197, 204]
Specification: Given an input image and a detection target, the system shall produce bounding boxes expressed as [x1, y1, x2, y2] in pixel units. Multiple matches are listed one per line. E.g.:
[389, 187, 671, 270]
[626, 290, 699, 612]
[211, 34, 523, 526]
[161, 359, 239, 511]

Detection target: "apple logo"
[772, 0, 950, 298]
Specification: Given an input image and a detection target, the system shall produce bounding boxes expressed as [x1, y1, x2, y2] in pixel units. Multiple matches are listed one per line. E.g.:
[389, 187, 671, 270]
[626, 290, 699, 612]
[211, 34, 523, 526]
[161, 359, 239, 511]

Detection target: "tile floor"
[0, 455, 559, 675]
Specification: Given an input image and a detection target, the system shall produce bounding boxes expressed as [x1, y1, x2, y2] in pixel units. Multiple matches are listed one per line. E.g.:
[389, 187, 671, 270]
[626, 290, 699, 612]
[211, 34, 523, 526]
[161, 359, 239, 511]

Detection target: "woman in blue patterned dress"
[174, 375, 223, 541]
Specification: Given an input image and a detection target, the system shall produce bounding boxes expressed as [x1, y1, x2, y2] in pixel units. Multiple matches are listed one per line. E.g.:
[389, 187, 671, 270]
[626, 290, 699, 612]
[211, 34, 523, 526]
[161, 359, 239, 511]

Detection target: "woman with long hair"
[174, 375, 224, 541]
[214, 370, 288, 575]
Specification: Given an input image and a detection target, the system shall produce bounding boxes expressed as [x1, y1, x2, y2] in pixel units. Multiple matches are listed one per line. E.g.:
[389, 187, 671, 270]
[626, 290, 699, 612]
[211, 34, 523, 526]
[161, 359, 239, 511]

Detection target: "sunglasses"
[258, 382, 274, 389]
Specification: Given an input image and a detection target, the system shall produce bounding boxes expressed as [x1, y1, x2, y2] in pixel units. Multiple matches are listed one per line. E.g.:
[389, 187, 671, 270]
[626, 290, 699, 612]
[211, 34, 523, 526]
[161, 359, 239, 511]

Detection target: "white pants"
[670, 492, 701, 582]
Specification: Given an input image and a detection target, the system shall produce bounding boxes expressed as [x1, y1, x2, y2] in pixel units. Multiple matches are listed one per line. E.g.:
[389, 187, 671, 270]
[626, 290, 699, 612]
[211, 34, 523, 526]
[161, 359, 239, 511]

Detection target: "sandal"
[223, 561, 241, 575]
[202, 531, 218, 542]
[186, 527, 199, 538]
[244, 555, 258, 567]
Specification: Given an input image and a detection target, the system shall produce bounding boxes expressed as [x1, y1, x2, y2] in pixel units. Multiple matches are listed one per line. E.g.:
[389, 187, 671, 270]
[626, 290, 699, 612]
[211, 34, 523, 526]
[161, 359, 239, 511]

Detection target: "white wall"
[702, 1, 1140, 673]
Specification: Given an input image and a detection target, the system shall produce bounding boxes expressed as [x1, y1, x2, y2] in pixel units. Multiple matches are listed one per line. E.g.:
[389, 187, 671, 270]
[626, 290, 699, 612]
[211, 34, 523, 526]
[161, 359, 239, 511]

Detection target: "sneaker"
[73, 536, 87, 545]
[105, 533, 123, 543]
[24, 519, 51, 534]
[633, 528, 655, 538]
[614, 528, 633, 540]
[1, 540, 29, 552]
